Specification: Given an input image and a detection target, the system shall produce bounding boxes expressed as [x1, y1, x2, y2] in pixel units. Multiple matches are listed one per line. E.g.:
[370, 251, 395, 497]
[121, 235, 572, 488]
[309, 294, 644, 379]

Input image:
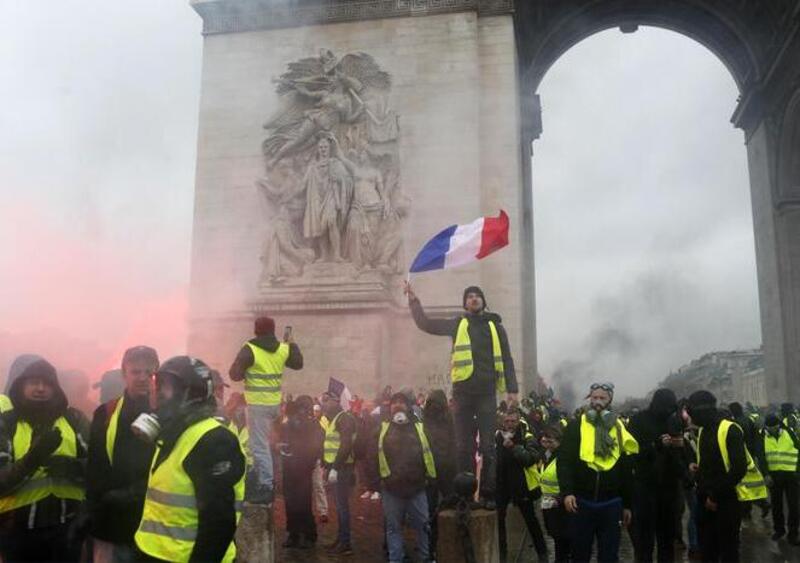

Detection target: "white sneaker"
[370, 491, 381, 501]
[360, 491, 371, 499]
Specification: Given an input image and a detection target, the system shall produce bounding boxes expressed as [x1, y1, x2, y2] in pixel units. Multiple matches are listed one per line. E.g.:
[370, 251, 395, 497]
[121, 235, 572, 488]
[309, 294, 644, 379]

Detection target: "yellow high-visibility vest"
[244, 342, 289, 407]
[521, 432, 541, 491]
[698, 420, 767, 502]
[378, 421, 436, 479]
[323, 411, 355, 465]
[764, 430, 799, 473]
[0, 417, 85, 513]
[0, 394, 13, 413]
[578, 414, 639, 472]
[540, 457, 559, 495]
[451, 318, 506, 393]
[135, 418, 244, 563]
[106, 396, 124, 465]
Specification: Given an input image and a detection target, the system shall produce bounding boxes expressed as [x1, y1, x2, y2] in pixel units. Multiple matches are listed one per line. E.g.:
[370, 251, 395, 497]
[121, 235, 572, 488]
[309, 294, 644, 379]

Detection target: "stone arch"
[777, 89, 800, 205]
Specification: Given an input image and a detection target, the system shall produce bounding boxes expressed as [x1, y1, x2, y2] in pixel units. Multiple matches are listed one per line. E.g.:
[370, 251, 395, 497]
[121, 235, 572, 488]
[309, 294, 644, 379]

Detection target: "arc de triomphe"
[187, 0, 800, 403]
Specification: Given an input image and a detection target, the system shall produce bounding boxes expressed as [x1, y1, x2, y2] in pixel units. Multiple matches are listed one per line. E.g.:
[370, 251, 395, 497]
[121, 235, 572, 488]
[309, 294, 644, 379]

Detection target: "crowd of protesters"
[0, 282, 798, 563]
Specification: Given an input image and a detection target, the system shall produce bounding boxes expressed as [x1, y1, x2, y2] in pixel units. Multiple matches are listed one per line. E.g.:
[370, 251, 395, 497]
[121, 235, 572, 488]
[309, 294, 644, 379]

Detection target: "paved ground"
[275, 486, 800, 562]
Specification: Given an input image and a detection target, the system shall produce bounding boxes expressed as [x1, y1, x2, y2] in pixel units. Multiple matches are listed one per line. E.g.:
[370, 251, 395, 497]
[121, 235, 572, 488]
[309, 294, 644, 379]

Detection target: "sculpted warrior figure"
[301, 135, 353, 262]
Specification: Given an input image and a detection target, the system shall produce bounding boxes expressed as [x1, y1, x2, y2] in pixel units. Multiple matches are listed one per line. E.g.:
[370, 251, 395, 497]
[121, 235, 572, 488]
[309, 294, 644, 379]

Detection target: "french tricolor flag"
[409, 211, 510, 273]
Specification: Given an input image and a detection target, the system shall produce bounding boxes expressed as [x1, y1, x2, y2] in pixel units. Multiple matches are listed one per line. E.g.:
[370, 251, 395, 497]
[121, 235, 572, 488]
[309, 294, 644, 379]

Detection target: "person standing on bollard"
[321, 390, 357, 556]
[762, 414, 800, 543]
[558, 382, 639, 563]
[495, 407, 548, 562]
[229, 316, 303, 504]
[405, 281, 518, 509]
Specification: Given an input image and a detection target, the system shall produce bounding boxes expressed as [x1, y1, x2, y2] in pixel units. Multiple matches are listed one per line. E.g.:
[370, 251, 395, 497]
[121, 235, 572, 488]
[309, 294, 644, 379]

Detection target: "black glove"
[27, 428, 62, 466]
[44, 455, 84, 482]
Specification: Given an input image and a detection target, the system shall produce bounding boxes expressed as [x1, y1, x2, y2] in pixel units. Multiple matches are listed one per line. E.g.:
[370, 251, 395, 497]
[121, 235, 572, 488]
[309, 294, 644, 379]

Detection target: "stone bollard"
[437, 508, 500, 563]
[235, 502, 275, 563]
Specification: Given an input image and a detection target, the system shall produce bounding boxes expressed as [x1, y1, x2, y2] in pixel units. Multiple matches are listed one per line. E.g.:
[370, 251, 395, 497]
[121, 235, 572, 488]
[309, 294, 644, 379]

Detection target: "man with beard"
[405, 282, 518, 509]
[367, 390, 437, 563]
[559, 382, 639, 563]
[87, 345, 159, 562]
[687, 390, 766, 562]
[628, 388, 685, 562]
[0, 357, 89, 562]
[134, 356, 245, 563]
[281, 395, 324, 549]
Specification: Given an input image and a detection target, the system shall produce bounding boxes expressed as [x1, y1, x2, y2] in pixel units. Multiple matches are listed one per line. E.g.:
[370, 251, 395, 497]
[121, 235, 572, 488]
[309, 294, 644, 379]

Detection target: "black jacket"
[495, 424, 542, 502]
[140, 413, 246, 563]
[409, 298, 517, 396]
[628, 409, 686, 493]
[86, 393, 154, 544]
[229, 335, 303, 382]
[422, 391, 457, 498]
[323, 409, 357, 471]
[557, 414, 635, 508]
[696, 416, 747, 502]
[366, 418, 433, 499]
[0, 359, 89, 537]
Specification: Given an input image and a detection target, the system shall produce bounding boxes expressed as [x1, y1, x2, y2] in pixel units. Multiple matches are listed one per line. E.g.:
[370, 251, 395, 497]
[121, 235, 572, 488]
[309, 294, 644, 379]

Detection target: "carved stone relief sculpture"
[257, 50, 408, 285]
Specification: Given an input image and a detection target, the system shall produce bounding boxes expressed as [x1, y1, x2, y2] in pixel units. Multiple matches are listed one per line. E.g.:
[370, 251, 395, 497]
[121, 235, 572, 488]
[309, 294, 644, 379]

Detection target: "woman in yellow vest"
[539, 425, 571, 563]
[762, 414, 800, 543]
[495, 407, 548, 561]
[0, 357, 89, 562]
[134, 356, 245, 563]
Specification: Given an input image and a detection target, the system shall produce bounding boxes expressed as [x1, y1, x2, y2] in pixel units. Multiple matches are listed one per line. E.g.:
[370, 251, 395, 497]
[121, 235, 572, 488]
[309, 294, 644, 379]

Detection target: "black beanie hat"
[688, 390, 717, 409]
[463, 286, 486, 309]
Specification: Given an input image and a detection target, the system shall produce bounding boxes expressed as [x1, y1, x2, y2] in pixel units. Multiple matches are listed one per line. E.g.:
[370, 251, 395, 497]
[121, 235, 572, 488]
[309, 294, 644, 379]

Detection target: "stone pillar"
[437, 508, 500, 563]
[235, 503, 275, 563]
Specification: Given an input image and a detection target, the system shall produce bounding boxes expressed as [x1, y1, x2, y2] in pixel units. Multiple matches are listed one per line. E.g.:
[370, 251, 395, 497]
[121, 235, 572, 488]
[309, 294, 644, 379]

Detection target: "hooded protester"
[229, 316, 303, 504]
[687, 390, 766, 563]
[366, 390, 436, 563]
[405, 282, 518, 508]
[558, 382, 639, 563]
[0, 357, 90, 562]
[0, 354, 45, 413]
[281, 395, 324, 550]
[628, 388, 685, 562]
[134, 356, 245, 563]
[422, 389, 455, 562]
[87, 345, 159, 563]
[762, 414, 800, 544]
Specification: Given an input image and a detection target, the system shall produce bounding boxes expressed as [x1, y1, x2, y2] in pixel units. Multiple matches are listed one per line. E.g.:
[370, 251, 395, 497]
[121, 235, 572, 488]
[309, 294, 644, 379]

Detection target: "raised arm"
[404, 281, 458, 337]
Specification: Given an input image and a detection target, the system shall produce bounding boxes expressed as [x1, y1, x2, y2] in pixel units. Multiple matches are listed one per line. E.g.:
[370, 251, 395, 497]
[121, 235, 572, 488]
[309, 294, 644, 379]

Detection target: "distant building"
[660, 348, 766, 406]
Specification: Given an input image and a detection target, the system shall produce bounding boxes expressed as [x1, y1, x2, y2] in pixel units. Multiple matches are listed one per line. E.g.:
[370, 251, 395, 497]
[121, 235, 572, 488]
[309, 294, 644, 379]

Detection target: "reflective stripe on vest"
[578, 414, 639, 472]
[323, 411, 355, 465]
[244, 342, 289, 406]
[135, 418, 245, 563]
[699, 420, 767, 502]
[106, 397, 124, 465]
[540, 458, 559, 495]
[378, 421, 436, 479]
[764, 430, 799, 472]
[450, 318, 506, 393]
[0, 417, 84, 513]
[0, 394, 12, 413]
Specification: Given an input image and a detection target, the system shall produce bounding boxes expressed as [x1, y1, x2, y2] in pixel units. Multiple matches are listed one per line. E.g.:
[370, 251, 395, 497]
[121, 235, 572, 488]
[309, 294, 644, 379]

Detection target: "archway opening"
[531, 27, 761, 406]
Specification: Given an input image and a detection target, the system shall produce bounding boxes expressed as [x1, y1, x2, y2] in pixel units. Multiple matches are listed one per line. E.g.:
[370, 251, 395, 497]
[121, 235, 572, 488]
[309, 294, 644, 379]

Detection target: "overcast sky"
[0, 6, 760, 398]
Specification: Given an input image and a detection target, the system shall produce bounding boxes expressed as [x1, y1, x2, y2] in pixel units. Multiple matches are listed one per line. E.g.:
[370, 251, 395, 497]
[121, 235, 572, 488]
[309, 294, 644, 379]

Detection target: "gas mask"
[586, 408, 615, 425]
[131, 412, 161, 444]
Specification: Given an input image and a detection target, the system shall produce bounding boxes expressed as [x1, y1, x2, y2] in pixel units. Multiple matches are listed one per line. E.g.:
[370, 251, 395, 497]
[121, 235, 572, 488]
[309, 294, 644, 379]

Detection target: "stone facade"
[187, 5, 526, 398]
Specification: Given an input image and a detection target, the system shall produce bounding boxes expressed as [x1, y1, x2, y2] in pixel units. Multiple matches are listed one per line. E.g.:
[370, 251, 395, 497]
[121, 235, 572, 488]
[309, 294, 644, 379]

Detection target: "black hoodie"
[228, 335, 303, 383]
[0, 359, 89, 536]
[409, 298, 518, 396]
[628, 389, 685, 492]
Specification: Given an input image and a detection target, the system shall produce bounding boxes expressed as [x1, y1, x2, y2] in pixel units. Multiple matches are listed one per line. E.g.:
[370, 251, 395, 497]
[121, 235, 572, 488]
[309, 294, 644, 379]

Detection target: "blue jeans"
[685, 487, 699, 551]
[570, 497, 623, 563]
[382, 488, 430, 563]
[334, 465, 355, 545]
[247, 404, 279, 490]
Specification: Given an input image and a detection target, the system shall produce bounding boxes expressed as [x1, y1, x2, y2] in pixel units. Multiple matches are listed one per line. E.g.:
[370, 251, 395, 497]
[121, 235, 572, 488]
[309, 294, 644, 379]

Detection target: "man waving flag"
[409, 210, 509, 273]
